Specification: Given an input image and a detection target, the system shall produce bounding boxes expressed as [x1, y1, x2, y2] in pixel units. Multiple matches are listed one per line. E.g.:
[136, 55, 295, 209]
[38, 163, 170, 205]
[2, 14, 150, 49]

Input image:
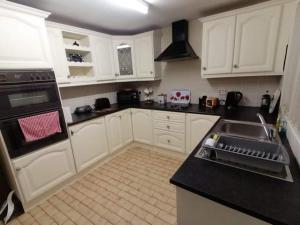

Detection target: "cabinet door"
[186, 114, 219, 154]
[105, 113, 123, 153]
[13, 140, 75, 202]
[0, 7, 51, 69]
[69, 118, 109, 172]
[134, 35, 155, 78]
[47, 27, 70, 83]
[92, 36, 115, 81]
[113, 39, 136, 79]
[233, 6, 281, 73]
[131, 109, 152, 144]
[121, 110, 133, 145]
[202, 16, 236, 75]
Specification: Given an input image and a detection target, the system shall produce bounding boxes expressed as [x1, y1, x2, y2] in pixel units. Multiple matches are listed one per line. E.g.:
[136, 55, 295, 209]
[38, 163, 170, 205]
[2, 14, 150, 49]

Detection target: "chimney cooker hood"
[155, 20, 199, 62]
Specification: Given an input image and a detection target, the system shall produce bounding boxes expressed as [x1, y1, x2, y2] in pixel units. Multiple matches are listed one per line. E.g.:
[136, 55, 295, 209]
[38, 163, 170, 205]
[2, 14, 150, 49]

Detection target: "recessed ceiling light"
[109, 0, 149, 14]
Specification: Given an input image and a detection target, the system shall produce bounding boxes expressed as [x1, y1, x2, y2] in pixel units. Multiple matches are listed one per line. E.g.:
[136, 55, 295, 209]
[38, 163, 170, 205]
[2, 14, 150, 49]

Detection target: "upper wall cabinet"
[47, 27, 70, 83]
[0, 1, 51, 69]
[134, 31, 161, 79]
[202, 16, 236, 74]
[91, 36, 115, 81]
[200, 0, 297, 78]
[233, 6, 281, 73]
[112, 38, 136, 79]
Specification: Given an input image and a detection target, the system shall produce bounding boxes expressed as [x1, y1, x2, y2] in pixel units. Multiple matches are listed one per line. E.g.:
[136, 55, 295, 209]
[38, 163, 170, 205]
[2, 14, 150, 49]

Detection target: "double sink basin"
[196, 119, 291, 179]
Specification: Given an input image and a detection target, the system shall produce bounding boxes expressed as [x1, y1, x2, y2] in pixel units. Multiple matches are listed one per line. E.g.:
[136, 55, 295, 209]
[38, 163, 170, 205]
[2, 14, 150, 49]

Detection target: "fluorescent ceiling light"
[117, 44, 131, 49]
[110, 0, 149, 14]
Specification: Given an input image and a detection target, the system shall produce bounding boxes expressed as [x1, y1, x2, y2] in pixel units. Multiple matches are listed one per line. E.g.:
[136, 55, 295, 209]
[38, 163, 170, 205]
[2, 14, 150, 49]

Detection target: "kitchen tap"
[257, 113, 274, 141]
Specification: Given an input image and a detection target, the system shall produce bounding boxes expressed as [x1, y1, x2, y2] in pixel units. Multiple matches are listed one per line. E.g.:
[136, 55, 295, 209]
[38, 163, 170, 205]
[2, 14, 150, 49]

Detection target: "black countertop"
[68, 102, 277, 126]
[69, 101, 300, 224]
[170, 129, 300, 225]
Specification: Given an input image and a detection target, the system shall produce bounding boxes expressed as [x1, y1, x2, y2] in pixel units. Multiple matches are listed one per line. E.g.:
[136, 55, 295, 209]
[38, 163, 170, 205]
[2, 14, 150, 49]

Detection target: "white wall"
[59, 83, 121, 111]
[59, 19, 281, 109]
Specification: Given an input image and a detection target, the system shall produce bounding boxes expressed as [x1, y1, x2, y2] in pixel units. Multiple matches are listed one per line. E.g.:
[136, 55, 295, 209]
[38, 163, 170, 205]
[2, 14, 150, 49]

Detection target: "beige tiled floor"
[8, 147, 184, 225]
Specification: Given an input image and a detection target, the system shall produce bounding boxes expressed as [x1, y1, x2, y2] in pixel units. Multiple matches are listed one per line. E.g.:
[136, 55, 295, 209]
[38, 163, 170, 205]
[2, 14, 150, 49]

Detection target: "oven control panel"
[0, 70, 56, 84]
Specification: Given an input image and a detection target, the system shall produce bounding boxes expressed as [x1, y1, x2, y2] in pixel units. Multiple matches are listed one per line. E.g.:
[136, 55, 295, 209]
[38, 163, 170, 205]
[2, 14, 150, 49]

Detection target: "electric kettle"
[225, 91, 243, 110]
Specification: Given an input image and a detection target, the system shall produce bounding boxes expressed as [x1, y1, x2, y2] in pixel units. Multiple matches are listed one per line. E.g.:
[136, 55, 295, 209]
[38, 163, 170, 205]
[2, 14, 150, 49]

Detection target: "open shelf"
[68, 62, 93, 67]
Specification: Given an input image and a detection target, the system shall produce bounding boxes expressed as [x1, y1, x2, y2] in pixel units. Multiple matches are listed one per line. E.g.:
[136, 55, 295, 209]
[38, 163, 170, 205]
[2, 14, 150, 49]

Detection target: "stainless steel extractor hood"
[155, 20, 199, 62]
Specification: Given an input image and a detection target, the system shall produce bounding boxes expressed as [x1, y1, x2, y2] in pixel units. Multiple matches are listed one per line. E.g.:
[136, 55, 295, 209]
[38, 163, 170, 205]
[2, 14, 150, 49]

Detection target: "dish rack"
[201, 133, 290, 173]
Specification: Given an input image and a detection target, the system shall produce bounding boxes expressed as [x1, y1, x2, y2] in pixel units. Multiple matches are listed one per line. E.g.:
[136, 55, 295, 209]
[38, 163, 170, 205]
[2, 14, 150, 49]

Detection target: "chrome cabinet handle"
[166, 116, 170, 119]
[234, 64, 239, 69]
[203, 67, 207, 71]
[150, 71, 153, 74]
[167, 125, 170, 129]
[115, 73, 119, 77]
[15, 167, 21, 172]
[70, 130, 74, 136]
[167, 140, 171, 143]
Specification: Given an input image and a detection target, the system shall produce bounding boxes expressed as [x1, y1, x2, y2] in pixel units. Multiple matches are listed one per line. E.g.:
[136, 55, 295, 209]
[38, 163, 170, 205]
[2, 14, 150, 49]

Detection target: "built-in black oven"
[0, 70, 68, 159]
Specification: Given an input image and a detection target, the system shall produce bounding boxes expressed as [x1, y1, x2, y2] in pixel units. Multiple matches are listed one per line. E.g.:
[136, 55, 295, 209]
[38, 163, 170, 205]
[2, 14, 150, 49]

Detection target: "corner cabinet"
[0, 1, 51, 69]
[186, 114, 219, 154]
[112, 39, 136, 79]
[69, 117, 109, 172]
[200, 1, 297, 78]
[131, 109, 153, 145]
[12, 140, 76, 202]
[105, 112, 124, 153]
[134, 31, 161, 79]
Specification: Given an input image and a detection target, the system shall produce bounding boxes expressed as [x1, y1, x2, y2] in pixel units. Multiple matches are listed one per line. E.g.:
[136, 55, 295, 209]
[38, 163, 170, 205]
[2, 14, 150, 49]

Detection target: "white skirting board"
[287, 120, 300, 167]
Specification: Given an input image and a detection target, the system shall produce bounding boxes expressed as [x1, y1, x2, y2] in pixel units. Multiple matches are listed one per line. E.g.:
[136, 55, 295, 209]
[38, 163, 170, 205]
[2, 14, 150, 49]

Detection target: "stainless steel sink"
[215, 119, 276, 142]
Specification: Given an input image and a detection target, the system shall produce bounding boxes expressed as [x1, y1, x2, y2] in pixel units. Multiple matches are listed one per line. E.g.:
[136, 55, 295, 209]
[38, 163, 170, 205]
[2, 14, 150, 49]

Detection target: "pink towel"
[18, 111, 62, 142]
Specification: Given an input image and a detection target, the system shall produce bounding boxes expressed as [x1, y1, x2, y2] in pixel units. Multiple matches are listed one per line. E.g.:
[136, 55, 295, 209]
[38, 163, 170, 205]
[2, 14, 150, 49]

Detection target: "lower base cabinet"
[186, 114, 220, 154]
[131, 109, 153, 144]
[154, 129, 185, 153]
[69, 117, 109, 172]
[12, 140, 76, 202]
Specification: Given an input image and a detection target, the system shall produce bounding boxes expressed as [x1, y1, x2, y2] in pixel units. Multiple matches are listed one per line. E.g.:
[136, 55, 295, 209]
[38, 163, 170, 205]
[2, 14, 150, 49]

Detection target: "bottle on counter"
[261, 90, 271, 111]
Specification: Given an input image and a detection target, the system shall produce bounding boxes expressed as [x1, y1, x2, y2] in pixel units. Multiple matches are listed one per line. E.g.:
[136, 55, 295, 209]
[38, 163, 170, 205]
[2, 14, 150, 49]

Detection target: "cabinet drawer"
[153, 120, 185, 133]
[154, 129, 185, 153]
[153, 111, 185, 122]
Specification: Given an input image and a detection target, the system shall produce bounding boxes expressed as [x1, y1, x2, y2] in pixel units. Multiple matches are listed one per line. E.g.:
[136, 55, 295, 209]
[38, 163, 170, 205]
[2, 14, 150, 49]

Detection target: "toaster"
[94, 98, 111, 110]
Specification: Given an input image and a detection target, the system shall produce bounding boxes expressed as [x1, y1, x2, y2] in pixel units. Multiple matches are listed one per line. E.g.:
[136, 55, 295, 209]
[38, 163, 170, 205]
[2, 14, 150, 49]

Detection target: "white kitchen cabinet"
[202, 16, 236, 75]
[0, 1, 52, 69]
[233, 5, 281, 73]
[47, 27, 70, 83]
[69, 117, 109, 172]
[121, 109, 133, 145]
[105, 112, 124, 153]
[186, 114, 219, 154]
[134, 33, 155, 78]
[200, 1, 296, 78]
[131, 109, 153, 145]
[91, 36, 115, 81]
[12, 140, 75, 202]
[113, 39, 136, 79]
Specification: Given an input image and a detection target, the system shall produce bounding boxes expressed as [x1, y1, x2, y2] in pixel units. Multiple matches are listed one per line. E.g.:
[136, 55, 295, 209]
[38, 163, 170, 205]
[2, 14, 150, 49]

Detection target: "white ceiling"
[9, 0, 268, 34]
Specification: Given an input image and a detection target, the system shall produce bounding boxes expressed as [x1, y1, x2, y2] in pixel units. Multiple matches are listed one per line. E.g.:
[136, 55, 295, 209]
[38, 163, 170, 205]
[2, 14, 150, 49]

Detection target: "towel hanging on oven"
[18, 111, 62, 142]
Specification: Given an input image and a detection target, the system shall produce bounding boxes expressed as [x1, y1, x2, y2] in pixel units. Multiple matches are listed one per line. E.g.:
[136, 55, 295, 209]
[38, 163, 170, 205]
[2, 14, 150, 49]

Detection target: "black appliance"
[74, 105, 93, 114]
[155, 20, 199, 62]
[0, 70, 68, 159]
[94, 98, 111, 111]
[225, 91, 243, 110]
[117, 89, 140, 105]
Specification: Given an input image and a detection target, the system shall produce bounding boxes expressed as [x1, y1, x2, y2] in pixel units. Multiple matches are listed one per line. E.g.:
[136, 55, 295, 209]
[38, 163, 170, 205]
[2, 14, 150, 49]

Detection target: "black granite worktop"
[68, 102, 277, 126]
[170, 128, 300, 225]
